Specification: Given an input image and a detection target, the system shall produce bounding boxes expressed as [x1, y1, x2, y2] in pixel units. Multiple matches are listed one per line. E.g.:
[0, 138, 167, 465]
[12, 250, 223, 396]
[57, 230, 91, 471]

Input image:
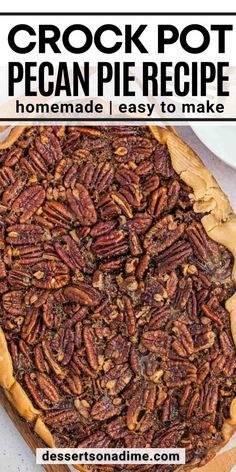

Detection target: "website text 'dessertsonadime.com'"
[36, 448, 185, 465]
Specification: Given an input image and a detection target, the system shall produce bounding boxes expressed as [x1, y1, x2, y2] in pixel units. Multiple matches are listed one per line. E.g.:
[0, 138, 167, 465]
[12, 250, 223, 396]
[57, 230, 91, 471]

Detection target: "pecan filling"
[0, 126, 235, 471]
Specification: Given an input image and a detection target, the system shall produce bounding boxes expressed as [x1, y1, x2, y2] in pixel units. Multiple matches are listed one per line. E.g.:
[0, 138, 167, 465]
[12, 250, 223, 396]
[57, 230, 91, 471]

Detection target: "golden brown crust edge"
[150, 125, 236, 471]
[0, 125, 235, 471]
[0, 126, 28, 150]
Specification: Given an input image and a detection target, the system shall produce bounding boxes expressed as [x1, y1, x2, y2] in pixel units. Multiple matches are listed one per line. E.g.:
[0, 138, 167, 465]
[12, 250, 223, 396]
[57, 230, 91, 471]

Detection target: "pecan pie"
[0, 125, 236, 472]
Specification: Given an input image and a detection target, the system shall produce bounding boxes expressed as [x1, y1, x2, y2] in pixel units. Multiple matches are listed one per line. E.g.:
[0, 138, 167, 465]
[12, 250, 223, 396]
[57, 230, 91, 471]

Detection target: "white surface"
[178, 126, 236, 212]
[192, 125, 236, 170]
[0, 406, 43, 471]
[0, 126, 236, 471]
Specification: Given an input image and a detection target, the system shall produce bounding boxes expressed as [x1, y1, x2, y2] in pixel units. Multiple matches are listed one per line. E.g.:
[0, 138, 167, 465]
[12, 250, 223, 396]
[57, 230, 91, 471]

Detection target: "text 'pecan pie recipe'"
[0, 125, 236, 472]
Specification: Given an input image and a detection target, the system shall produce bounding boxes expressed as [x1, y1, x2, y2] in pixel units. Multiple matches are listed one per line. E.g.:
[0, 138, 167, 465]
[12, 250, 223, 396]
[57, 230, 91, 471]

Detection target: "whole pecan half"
[67, 184, 97, 226]
[64, 283, 101, 307]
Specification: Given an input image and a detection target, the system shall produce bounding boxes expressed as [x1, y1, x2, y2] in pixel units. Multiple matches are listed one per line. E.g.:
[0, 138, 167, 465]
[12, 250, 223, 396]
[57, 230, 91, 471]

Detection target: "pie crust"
[0, 125, 235, 472]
